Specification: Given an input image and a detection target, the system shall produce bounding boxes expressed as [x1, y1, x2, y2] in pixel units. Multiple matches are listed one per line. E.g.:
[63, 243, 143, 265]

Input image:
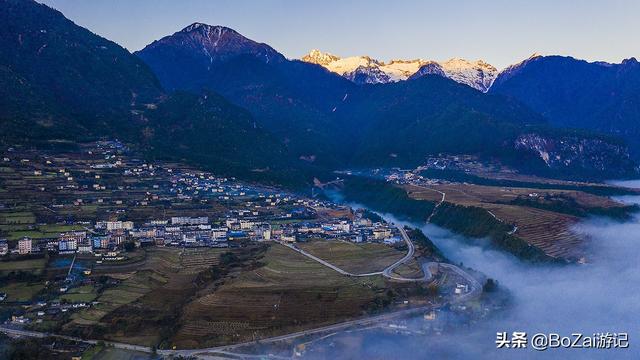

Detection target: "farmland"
[170, 243, 395, 348]
[404, 181, 635, 261]
[297, 239, 405, 274]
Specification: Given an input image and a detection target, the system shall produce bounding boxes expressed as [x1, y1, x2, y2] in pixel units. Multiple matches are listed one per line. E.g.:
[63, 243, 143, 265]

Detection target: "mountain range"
[302, 49, 498, 92]
[1, 0, 638, 186]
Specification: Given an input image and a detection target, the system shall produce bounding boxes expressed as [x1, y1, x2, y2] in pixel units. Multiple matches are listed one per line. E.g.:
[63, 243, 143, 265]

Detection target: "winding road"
[277, 225, 426, 282]
[0, 202, 483, 359]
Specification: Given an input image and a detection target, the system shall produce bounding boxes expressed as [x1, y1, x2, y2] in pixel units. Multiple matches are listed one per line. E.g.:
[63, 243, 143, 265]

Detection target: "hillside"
[136, 24, 637, 179]
[0, 0, 296, 184]
[490, 55, 640, 158]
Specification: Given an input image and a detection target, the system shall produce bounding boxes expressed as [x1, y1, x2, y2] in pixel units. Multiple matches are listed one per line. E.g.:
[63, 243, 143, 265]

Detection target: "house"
[281, 234, 296, 243]
[77, 244, 93, 254]
[18, 237, 32, 254]
[373, 228, 392, 240]
[384, 237, 402, 245]
[455, 283, 469, 295]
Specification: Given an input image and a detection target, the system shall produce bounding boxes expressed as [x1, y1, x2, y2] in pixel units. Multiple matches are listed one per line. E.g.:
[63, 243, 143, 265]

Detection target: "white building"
[18, 238, 32, 254]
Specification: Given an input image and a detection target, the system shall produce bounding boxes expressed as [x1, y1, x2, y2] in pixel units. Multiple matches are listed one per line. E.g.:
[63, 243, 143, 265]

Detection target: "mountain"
[301, 49, 498, 91]
[137, 25, 637, 179]
[142, 91, 288, 178]
[490, 55, 640, 158]
[0, 0, 292, 182]
[0, 2, 635, 184]
[0, 0, 162, 143]
[137, 24, 356, 166]
[136, 23, 286, 92]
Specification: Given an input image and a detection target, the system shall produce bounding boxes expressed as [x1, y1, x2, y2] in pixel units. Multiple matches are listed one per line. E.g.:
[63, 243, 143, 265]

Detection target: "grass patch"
[0, 282, 44, 301]
[0, 258, 46, 274]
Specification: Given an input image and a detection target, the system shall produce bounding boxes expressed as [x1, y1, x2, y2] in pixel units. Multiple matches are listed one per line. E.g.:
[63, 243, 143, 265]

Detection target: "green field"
[60, 285, 98, 303]
[0, 258, 47, 274]
[298, 239, 405, 274]
[0, 211, 36, 225]
[0, 282, 44, 301]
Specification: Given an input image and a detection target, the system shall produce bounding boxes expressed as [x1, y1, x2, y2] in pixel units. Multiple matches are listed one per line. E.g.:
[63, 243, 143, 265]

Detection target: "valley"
[1, 0, 639, 358]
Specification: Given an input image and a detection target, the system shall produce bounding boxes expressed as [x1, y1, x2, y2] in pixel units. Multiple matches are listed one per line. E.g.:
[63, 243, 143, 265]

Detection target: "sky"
[39, 0, 640, 69]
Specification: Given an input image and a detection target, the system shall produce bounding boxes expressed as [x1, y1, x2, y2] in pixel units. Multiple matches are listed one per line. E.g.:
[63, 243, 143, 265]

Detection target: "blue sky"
[39, 0, 639, 69]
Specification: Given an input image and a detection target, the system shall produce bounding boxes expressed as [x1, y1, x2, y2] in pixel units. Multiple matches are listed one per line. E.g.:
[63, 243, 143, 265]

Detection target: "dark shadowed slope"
[0, 0, 293, 183]
[491, 55, 640, 158]
[136, 24, 638, 179]
[0, 0, 161, 143]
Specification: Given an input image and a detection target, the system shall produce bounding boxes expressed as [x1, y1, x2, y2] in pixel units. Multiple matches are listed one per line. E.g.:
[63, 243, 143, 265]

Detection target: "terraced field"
[171, 244, 386, 348]
[405, 183, 625, 261]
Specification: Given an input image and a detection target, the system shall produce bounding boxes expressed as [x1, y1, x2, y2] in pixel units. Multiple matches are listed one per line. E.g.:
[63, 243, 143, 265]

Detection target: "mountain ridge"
[301, 49, 498, 91]
[490, 54, 640, 158]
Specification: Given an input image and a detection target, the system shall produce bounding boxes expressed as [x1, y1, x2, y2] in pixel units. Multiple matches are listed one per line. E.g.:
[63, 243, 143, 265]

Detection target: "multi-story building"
[58, 238, 78, 252]
[171, 216, 208, 226]
[18, 238, 32, 254]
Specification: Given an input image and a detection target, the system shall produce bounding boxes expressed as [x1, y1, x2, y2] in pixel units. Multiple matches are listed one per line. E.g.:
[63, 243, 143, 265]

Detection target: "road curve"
[277, 224, 424, 281]
[0, 223, 483, 358]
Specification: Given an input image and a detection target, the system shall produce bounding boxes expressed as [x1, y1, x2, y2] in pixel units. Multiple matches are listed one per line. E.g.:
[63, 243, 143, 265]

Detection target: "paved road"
[170, 305, 435, 357]
[0, 326, 151, 353]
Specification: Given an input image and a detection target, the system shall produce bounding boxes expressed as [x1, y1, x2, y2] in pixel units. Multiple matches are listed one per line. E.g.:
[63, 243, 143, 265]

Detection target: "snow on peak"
[301, 50, 498, 91]
[439, 58, 499, 92]
[181, 23, 235, 36]
[302, 49, 340, 65]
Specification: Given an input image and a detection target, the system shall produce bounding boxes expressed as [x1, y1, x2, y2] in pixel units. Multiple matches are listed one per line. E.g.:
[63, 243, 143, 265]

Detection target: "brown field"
[482, 204, 583, 259]
[391, 258, 424, 279]
[297, 239, 405, 274]
[406, 183, 622, 209]
[64, 247, 227, 345]
[170, 243, 387, 349]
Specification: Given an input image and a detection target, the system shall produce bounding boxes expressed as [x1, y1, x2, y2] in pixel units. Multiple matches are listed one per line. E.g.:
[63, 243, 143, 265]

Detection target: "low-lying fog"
[314, 193, 640, 359]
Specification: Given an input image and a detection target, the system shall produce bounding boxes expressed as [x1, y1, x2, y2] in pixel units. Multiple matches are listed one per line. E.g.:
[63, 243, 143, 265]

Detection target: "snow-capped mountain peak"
[439, 58, 499, 92]
[301, 50, 498, 91]
[302, 49, 340, 66]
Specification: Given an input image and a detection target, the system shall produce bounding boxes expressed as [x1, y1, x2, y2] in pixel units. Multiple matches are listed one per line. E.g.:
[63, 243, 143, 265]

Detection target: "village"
[0, 141, 406, 329]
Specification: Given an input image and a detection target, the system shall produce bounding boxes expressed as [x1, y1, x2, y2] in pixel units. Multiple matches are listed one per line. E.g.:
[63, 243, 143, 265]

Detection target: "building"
[59, 231, 86, 246]
[171, 216, 208, 226]
[0, 240, 8, 255]
[211, 228, 228, 241]
[106, 221, 133, 231]
[254, 226, 271, 241]
[18, 237, 32, 254]
[77, 244, 93, 254]
[58, 238, 78, 252]
[373, 228, 392, 240]
[92, 236, 110, 249]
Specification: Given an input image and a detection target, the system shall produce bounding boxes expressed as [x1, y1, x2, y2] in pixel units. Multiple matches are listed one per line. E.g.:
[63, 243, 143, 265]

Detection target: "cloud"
[306, 196, 640, 359]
